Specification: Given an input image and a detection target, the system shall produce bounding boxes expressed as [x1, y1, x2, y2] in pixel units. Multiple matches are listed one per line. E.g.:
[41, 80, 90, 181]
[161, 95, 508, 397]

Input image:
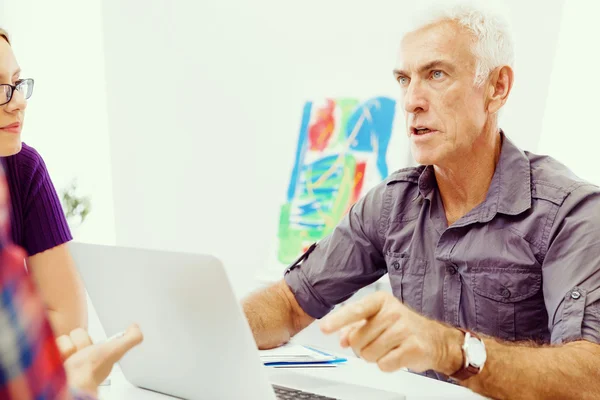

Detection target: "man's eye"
[432, 70, 444, 80]
[398, 76, 409, 86]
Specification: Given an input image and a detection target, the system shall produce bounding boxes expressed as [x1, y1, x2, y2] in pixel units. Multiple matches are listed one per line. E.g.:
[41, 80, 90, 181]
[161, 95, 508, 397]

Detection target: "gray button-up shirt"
[284, 133, 600, 373]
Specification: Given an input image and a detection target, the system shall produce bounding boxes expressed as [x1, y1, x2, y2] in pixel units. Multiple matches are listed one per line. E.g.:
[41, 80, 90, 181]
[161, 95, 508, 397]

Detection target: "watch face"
[466, 337, 487, 367]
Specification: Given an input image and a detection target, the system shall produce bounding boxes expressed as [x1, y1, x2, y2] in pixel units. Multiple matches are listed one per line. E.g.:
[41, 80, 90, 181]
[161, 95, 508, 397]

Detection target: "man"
[0, 163, 143, 396]
[242, 2, 600, 399]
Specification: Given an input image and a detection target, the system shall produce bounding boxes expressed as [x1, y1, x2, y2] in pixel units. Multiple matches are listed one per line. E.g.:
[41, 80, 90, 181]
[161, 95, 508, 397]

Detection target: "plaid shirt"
[0, 169, 95, 399]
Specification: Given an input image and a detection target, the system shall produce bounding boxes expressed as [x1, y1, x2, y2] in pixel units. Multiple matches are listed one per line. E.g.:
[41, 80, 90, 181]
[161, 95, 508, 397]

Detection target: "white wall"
[100, 0, 564, 296]
[1, 0, 116, 245]
[539, 0, 600, 185]
[496, 0, 565, 151]
[100, 0, 406, 296]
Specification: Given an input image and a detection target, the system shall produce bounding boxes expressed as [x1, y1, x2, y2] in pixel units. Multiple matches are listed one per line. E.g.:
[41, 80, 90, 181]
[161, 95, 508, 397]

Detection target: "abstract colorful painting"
[276, 96, 397, 265]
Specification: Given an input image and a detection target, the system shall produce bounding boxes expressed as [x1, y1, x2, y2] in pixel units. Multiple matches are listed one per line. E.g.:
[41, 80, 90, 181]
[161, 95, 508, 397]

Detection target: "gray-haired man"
[243, 2, 600, 399]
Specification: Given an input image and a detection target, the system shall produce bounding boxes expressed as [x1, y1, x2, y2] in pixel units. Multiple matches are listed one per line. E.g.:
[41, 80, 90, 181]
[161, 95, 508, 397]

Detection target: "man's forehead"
[396, 21, 474, 70]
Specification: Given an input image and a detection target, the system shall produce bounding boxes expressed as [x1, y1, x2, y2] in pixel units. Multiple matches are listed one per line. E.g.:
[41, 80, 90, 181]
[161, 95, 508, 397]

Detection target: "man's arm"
[244, 180, 392, 349]
[454, 336, 600, 400]
[242, 279, 314, 349]
[320, 292, 600, 400]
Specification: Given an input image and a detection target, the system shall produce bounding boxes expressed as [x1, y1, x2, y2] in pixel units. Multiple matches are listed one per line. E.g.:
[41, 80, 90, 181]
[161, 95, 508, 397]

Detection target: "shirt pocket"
[385, 252, 427, 313]
[468, 267, 547, 341]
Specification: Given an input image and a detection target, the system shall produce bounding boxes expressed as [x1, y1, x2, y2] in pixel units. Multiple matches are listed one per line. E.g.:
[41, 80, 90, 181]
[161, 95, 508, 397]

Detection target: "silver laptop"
[70, 242, 405, 400]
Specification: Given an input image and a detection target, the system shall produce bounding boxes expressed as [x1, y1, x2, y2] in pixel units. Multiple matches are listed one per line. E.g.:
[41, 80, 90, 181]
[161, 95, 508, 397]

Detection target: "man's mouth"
[411, 127, 436, 136]
[414, 128, 432, 135]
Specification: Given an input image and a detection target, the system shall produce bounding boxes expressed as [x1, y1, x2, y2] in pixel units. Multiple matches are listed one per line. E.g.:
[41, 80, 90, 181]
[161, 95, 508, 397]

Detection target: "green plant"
[60, 179, 91, 226]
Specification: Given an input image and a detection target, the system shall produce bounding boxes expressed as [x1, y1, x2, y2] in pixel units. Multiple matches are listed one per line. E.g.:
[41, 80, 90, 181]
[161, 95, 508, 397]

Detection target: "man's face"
[394, 21, 490, 166]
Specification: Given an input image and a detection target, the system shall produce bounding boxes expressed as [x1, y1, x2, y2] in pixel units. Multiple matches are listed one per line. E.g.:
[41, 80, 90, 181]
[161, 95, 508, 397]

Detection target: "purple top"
[1, 142, 72, 256]
[284, 132, 600, 381]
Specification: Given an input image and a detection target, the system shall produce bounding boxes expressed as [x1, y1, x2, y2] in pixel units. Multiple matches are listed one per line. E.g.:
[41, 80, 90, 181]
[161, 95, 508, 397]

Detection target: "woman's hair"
[0, 28, 10, 45]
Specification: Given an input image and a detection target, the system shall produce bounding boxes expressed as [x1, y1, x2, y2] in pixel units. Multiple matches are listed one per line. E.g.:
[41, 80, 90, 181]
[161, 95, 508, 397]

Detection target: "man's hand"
[56, 324, 144, 395]
[320, 292, 463, 375]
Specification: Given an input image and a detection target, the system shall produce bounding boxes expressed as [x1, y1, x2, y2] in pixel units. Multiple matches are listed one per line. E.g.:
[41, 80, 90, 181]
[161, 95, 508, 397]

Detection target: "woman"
[0, 28, 87, 336]
[0, 150, 143, 399]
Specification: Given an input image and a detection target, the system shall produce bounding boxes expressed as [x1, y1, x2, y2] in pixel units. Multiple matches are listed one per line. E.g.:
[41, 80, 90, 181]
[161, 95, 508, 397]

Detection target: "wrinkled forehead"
[395, 20, 477, 73]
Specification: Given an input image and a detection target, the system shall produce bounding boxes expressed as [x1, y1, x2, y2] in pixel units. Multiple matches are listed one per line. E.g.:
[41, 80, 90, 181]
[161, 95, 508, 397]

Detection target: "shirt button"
[392, 261, 401, 270]
[446, 265, 457, 275]
[500, 288, 511, 299]
[571, 290, 581, 300]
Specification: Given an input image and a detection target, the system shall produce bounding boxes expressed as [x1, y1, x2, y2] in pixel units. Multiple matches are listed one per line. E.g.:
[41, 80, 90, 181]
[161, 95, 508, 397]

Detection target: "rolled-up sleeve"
[543, 185, 600, 345]
[283, 183, 389, 319]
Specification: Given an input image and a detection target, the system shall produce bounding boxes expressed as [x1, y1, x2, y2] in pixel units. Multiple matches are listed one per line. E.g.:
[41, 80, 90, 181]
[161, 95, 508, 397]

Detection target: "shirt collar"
[416, 131, 532, 223]
[417, 165, 436, 200]
[483, 131, 532, 220]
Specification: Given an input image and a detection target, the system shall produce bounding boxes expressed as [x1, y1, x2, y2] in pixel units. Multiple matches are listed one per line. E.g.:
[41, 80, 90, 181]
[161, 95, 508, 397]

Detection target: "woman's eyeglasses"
[0, 78, 34, 106]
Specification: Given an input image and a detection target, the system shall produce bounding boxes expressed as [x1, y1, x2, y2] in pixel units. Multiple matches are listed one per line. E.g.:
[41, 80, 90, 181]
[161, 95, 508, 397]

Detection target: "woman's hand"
[56, 324, 143, 395]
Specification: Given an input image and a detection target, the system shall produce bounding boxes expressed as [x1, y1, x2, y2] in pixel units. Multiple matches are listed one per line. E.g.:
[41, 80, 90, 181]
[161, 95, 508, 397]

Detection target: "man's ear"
[486, 65, 514, 114]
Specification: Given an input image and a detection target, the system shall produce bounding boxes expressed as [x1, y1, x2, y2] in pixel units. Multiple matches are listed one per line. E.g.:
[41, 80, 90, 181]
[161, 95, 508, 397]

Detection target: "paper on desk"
[272, 364, 337, 368]
[259, 342, 343, 365]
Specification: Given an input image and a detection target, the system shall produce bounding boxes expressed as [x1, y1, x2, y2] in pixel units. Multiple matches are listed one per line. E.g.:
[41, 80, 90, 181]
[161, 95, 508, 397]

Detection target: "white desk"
[98, 356, 487, 400]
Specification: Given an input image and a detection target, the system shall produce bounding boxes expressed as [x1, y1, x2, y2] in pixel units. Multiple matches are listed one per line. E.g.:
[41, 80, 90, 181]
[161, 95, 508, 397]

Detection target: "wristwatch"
[450, 328, 487, 381]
